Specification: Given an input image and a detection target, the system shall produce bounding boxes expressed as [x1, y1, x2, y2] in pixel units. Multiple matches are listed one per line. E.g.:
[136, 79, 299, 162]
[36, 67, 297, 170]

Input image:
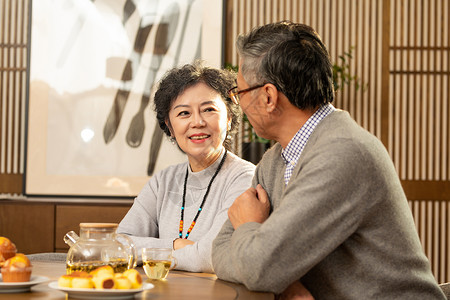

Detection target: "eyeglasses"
[227, 84, 265, 104]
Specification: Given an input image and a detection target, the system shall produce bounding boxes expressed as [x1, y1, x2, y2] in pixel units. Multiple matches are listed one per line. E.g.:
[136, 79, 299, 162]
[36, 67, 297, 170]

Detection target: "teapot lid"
[80, 223, 118, 228]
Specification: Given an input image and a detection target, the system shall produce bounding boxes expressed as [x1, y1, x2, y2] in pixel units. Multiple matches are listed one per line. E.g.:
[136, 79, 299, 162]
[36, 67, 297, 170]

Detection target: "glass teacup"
[142, 248, 177, 280]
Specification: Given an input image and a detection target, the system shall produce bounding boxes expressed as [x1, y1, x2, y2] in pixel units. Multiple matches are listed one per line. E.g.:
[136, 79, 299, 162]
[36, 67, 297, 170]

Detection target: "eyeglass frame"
[227, 84, 266, 104]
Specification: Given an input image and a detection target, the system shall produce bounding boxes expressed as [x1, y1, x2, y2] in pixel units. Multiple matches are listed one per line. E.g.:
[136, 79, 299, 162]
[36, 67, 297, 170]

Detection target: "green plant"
[225, 62, 238, 73]
[332, 47, 367, 91]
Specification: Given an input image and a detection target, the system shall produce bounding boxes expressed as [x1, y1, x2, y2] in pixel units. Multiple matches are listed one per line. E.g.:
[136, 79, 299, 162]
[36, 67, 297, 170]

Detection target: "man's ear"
[263, 83, 279, 113]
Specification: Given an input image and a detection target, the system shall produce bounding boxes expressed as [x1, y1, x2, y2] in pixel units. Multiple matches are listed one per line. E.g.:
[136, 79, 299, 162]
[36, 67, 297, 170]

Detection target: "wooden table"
[0, 261, 274, 299]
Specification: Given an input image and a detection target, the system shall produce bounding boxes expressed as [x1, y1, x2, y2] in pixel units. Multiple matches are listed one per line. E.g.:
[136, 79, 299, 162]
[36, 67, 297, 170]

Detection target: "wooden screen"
[0, 0, 28, 194]
[389, 0, 450, 283]
[225, 0, 450, 283]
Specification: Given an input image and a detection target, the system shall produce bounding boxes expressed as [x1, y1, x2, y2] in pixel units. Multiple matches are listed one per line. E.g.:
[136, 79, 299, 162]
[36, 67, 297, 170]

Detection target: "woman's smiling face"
[167, 82, 230, 171]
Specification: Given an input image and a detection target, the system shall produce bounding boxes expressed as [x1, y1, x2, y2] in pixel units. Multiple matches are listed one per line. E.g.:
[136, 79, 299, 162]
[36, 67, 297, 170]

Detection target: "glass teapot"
[64, 223, 137, 274]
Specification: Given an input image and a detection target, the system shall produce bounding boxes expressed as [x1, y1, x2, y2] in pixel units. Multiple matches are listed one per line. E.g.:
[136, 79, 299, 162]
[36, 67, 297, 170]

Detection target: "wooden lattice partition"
[0, 0, 28, 194]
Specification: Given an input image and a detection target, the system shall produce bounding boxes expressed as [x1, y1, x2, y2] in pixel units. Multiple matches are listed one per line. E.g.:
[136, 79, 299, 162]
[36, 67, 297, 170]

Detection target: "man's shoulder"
[313, 109, 381, 146]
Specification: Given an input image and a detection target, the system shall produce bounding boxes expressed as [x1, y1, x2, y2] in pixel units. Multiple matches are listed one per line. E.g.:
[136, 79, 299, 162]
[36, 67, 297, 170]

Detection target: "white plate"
[0, 275, 50, 293]
[48, 281, 154, 300]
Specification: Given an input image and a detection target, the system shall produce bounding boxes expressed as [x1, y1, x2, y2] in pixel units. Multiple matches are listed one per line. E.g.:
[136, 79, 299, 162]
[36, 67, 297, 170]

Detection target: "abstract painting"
[25, 0, 224, 197]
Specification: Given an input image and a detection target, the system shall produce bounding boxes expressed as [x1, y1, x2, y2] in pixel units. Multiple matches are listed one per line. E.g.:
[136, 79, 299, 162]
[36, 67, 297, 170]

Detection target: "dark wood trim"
[402, 180, 450, 201]
[0, 174, 23, 194]
[225, 0, 233, 65]
[390, 46, 450, 50]
[380, 0, 390, 147]
[390, 71, 450, 75]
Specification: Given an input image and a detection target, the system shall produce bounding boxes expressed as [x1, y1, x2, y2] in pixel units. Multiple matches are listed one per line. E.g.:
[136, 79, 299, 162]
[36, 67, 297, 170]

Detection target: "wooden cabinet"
[0, 202, 55, 254]
[0, 200, 132, 254]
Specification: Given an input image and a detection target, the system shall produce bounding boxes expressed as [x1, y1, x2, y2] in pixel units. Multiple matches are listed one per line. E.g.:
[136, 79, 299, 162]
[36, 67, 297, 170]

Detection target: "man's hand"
[228, 184, 270, 229]
[173, 238, 195, 250]
[277, 281, 314, 300]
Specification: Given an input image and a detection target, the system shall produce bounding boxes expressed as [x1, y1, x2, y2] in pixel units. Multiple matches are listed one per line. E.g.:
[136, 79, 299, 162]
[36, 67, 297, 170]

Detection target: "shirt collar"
[282, 103, 335, 166]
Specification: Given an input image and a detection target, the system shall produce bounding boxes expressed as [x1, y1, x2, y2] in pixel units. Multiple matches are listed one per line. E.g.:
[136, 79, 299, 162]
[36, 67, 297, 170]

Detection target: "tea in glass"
[142, 248, 176, 280]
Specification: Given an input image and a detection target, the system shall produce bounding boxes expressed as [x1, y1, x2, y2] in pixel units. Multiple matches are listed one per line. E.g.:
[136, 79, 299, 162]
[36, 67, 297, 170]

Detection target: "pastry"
[1, 253, 32, 282]
[123, 268, 142, 289]
[91, 265, 115, 289]
[114, 273, 132, 289]
[58, 271, 91, 288]
[58, 274, 74, 288]
[0, 237, 17, 267]
[72, 276, 94, 289]
[90, 265, 114, 278]
[57, 267, 142, 290]
[92, 275, 115, 289]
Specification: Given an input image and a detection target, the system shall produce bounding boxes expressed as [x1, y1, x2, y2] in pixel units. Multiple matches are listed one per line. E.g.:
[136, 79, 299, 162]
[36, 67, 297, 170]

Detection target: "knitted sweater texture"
[212, 110, 444, 299]
[118, 151, 255, 273]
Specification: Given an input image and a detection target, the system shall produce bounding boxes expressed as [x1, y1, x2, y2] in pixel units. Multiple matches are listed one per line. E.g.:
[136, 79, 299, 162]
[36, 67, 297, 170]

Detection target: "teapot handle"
[64, 231, 79, 247]
[117, 233, 137, 269]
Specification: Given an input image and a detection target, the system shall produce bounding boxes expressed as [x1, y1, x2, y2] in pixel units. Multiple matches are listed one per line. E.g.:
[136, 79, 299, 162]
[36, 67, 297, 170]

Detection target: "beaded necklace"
[179, 150, 228, 239]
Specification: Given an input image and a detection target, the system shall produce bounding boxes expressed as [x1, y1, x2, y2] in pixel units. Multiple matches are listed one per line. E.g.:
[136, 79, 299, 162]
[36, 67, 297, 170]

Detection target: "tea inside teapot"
[64, 223, 136, 274]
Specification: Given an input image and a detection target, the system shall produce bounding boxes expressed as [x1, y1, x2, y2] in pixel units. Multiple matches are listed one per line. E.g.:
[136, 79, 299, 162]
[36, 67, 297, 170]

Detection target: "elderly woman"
[118, 63, 255, 273]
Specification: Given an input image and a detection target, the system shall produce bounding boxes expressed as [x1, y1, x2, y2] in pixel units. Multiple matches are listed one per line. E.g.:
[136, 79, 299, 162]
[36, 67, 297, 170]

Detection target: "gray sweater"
[212, 110, 445, 299]
[118, 150, 255, 273]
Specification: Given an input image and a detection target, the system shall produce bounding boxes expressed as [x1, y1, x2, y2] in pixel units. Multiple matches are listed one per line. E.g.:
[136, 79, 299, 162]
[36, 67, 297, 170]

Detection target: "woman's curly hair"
[153, 62, 240, 151]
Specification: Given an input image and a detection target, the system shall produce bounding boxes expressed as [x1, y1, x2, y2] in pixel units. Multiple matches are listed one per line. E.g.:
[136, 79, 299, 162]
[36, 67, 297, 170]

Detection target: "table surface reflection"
[0, 260, 274, 299]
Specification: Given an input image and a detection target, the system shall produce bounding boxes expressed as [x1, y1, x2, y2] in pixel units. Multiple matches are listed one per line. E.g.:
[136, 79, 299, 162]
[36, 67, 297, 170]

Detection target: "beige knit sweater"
[212, 110, 444, 299]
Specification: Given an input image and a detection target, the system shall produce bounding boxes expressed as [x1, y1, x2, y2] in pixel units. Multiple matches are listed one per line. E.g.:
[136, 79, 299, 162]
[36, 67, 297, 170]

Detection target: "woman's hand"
[173, 238, 195, 250]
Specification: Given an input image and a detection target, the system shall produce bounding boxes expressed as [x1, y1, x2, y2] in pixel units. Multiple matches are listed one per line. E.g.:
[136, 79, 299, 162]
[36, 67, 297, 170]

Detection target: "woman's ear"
[165, 119, 174, 136]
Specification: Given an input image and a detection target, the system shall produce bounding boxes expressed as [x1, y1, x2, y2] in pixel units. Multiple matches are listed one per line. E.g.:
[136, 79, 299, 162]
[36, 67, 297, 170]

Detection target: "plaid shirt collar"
[281, 103, 335, 167]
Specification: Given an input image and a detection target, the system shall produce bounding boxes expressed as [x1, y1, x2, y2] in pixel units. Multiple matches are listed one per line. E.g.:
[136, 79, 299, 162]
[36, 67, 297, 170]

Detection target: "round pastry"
[114, 273, 132, 289]
[91, 265, 116, 289]
[58, 274, 74, 288]
[0, 237, 17, 267]
[1, 253, 32, 282]
[90, 265, 114, 278]
[58, 271, 91, 288]
[92, 275, 115, 289]
[72, 276, 94, 289]
[122, 268, 142, 289]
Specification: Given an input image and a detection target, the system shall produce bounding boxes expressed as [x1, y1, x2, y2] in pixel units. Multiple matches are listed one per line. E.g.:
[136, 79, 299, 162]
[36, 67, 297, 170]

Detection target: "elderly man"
[212, 21, 445, 299]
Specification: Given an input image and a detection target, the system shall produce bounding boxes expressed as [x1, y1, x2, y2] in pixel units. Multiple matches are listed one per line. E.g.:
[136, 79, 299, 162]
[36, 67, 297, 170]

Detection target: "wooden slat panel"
[389, 0, 450, 182]
[409, 199, 450, 282]
[391, 0, 450, 282]
[0, 0, 28, 195]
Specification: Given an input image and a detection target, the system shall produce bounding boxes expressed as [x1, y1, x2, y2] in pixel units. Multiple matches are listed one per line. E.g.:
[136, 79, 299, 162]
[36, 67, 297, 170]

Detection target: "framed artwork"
[25, 0, 224, 197]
